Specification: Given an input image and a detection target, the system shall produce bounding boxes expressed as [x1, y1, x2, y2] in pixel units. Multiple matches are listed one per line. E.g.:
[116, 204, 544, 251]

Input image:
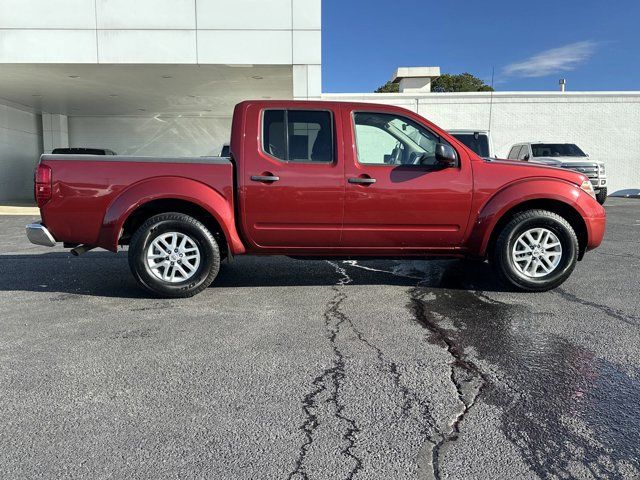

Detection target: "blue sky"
[322, 0, 640, 92]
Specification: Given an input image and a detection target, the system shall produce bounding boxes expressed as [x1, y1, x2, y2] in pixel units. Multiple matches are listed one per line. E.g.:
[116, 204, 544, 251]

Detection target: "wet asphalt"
[0, 198, 638, 479]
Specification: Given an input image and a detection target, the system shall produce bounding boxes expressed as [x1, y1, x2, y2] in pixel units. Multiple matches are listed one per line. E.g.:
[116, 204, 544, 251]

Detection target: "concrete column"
[293, 64, 322, 99]
[42, 114, 69, 153]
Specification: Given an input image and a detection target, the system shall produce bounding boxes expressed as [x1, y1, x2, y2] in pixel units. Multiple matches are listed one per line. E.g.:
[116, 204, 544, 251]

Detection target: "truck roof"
[514, 142, 579, 145]
[447, 129, 490, 135]
[237, 99, 422, 112]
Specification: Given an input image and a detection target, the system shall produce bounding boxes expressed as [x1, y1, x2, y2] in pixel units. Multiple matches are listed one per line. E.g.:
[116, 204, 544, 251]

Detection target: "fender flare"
[466, 178, 589, 257]
[96, 177, 245, 254]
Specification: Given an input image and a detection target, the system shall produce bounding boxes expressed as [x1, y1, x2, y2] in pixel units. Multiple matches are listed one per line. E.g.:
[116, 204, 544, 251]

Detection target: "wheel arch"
[97, 177, 246, 255]
[486, 199, 588, 261]
[120, 198, 230, 259]
[467, 179, 589, 260]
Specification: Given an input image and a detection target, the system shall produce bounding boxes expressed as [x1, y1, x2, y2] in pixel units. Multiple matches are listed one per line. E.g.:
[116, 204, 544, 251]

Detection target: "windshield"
[531, 144, 585, 157]
[451, 134, 490, 157]
[386, 118, 435, 155]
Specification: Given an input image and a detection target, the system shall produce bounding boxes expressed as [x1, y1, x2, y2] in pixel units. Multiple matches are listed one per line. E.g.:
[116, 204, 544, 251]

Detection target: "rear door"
[340, 105, 473, 250]
[240, 104, 344, 250]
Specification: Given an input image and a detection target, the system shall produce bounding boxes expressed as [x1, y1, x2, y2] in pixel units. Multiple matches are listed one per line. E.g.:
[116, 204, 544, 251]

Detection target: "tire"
[596, 187, 607, 205]
[490, 210, 578, 292]
[128, 212, 220, 298]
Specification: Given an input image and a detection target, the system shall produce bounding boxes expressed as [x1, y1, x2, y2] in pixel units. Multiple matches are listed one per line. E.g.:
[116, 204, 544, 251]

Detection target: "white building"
[0, 0, 321, 201]
[323, 90, 640, 196]
[0, 0, 638, 201]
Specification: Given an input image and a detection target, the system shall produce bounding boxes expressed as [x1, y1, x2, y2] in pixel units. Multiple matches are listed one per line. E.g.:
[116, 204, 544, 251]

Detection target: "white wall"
[0, 0, 321, 64]
[68, 115, 232, 157]
[0, 0, 322, 97]
[0, 103, 42, 202]
[323, 92, 640, 195]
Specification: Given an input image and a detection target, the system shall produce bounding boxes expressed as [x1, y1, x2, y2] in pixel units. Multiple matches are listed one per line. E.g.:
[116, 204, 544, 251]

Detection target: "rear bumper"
[26, 223, 56, 247]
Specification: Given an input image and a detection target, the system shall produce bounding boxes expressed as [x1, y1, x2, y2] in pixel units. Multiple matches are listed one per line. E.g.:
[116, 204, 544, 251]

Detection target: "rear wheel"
[128, 212, 220, 298]
[596, 187, 607, 205]
[490, 210, 578, 291]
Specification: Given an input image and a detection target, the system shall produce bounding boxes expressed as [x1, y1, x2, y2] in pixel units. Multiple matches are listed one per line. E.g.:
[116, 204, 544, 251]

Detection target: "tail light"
[34, 164, 52, 207]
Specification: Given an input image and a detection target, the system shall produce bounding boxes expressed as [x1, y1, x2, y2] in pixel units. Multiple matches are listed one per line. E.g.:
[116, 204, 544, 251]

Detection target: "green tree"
[432, 73, 494, 92]
[375, 73, 493, 93]
[374, 80, 400, 93]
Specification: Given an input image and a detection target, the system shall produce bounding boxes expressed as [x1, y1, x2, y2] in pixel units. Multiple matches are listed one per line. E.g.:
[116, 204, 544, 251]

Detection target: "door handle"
[251, 175, 280, 183]
[348, 177, 376, 185]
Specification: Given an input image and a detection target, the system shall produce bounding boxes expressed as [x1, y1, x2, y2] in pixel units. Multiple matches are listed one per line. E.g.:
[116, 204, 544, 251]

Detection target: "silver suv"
[507, 142, 607, 204]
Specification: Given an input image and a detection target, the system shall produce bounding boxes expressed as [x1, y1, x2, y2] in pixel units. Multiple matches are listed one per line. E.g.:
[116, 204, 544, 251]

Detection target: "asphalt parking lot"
[0, 198, 639, 479]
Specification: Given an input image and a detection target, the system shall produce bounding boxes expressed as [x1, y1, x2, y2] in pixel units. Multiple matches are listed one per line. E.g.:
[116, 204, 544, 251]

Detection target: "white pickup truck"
[507, 142, 608, 204]
[448, 130, 494, 159]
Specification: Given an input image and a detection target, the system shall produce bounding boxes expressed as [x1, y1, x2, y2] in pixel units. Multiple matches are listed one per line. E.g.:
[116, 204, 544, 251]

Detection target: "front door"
[340, 106, 473, 251]
[241, 105, 344, 251]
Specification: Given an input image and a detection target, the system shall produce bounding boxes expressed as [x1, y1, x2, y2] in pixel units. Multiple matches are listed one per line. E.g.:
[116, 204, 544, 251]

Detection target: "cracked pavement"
[0, 198, 639, 479]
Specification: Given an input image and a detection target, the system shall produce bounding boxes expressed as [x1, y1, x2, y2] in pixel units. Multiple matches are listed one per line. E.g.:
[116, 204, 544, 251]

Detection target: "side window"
[508, 146, 520, 159]
[353, 112, 442, 166]
[263, 110, 286, 161]
[353, 123, 400, 165]
[262, 109, 333, 163]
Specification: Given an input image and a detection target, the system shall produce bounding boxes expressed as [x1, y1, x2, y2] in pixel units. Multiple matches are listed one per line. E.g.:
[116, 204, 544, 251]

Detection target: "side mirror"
[435, 143, 458, 167]
[523, 154, 530, 161]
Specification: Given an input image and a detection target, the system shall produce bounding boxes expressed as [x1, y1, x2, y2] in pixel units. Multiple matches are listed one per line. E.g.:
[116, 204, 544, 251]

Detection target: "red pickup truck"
[27, 100, 606, 297]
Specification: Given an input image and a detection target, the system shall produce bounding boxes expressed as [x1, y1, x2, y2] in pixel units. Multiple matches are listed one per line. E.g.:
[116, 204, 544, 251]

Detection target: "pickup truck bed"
[37, 154, 239, 254]
[28, 100, 606, 297]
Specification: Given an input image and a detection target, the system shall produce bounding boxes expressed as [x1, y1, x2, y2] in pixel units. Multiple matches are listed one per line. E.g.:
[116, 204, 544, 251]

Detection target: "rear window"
[263, 110, 333, 163]
[451, 133, 489, 157]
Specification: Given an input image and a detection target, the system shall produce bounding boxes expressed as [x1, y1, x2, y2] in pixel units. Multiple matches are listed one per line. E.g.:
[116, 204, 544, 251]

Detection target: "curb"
[0, 206, 40, 216]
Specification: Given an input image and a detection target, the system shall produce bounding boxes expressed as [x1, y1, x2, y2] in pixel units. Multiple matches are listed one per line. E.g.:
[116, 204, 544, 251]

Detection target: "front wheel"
[596, 188, 607, 205]
[490, 210, 578, 292]
[128, 213, 220, 298]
